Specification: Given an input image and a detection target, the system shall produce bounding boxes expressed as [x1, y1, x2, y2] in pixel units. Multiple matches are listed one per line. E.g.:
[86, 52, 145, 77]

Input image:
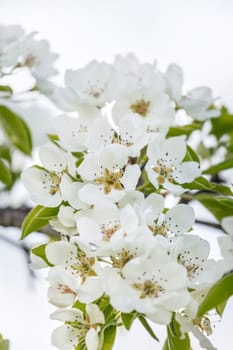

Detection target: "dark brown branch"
[0, 207, 227, 237]
[0, 207, 59, 238]
[195, 219, 226, 232]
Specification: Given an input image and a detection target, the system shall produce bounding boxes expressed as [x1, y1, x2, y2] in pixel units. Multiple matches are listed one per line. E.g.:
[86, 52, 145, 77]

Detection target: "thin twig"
[195, 219, 225, 232]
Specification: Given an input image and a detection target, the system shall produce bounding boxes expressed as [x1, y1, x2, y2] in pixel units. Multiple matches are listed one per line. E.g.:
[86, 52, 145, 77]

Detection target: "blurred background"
[0, 0, 232, 349]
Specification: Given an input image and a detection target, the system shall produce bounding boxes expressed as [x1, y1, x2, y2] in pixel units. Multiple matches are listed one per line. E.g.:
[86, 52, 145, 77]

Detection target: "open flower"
[51, 304, 104, 350]
[74, 202, 140, 255]
[53, 109, 102, 152]
[48, 266, 78, 307]
[165, 64, 219, 120]
[112, 86, 174, 134]
[45, 241, 103, 303]
[170, 235, 223, 289]
[103, 243, 190, 324]
[146, 135, 201, 194]
[176, 289, 217, 350]
[22, 143, 76, 207]
[78, 144, 141, 203]
[53, 61, 113, 110]
[134, 193, 195, 237]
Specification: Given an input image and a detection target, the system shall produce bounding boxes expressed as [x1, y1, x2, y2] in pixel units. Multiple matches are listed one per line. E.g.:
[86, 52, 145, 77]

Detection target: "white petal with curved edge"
[78, 278, 103, 303]
[76, 217, 102, 245]
[160, 136, 186, 164]
[46, 241, 77, 266]
[165, 64, 183, 102]
[86, 304, 105, 325]
[121, 164, 141, 191]
[173, 161, 201, 184]
[146, 306, 172, 325]
[222, 216, 233, 236]
[51, 324, 77, 350]
[85, 328, 99, 350]
[164, 204, 195, 235]
[50, 308, 83, 322]
[39, 143, 67, 173]
[141, 193, 164, 225]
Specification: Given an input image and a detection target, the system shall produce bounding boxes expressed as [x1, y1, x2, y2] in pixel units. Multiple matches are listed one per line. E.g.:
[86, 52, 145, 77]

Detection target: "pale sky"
[0, 1, 233, 349]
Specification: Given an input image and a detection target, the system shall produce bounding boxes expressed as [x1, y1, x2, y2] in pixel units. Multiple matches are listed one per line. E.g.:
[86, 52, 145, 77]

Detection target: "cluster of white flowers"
[23, 55, 226, 350]
[0, 24, 57, 92]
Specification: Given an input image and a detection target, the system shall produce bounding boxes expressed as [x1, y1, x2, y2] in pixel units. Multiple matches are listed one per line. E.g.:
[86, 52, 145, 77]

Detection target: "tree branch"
[0, 207, 59, 238]
[0, 207, 227, 238]
[195, 219, 224, 232]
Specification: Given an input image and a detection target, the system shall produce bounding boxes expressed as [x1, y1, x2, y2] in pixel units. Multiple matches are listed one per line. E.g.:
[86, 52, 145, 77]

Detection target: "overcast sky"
[0, 1, 233, 349]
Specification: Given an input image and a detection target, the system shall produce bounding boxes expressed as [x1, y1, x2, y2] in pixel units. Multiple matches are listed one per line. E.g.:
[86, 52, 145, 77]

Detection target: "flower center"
[133, 280, 164, 299]
[112, 249, 134, 269]
[86, 83, 105, 99]
[95, 168, 123, 194]
[24, 54, 37, 67]
[130, 99, 150, 117]
[193, 316, 213, 336]
[70, 255, 97, 283]
[151, 159, 174, 185]
[102, 225, 120, 241]
[178, 253, 204, 279]
[148, 224, 168, 237]
[49, 174, 61, 195]
[57, 283, 76, 296]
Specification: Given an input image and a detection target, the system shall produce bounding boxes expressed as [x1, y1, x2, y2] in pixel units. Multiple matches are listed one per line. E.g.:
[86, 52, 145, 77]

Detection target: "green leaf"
[210, 107, 233, 140]
[197, 273, 233, 317]
[0, 85, 13, 95]
[167, 122, 202, 137]
[203, 157, 233, 175]
[138, 315, 159, 342]
[0, 158, 12, 185]
[0, 340, 9, 350]
[21, 205, 59, 239]
[0, 105, 32, 155]
[183, 145, 200, 163]
[31, 244, 53, 266]
[194, 194, 233, 221]
[216, 300, 228, 317]
[48, 134, 59, 142]
[0, 145, 11, 162]
[162, 338, 169, 350]
[98, 325, 117, 350]
[121, 312, 137, 330]
[166, 319, 191, 350]
[96, 296, 110, 311]
[72, 300, 86, 313]
[183, 176, 233, 196]
[75, 343, 85, 350]
[0, 334, 9, 350]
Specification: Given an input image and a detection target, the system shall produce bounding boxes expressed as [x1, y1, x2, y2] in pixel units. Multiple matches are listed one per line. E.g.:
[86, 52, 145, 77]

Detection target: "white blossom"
[146, 135, 201, 194]
[135, 193, 195, 237]
[176, 289, 217, 350]
[53, 61, 113, 110]
[53, 109, 102, 152]
[165, 64, 219, 120]
[22, 143, 76, 207]
[112, 86, 174, 135]
[51, 304, 104, 350]
[103, 243, 190, 324]
[45, 241, 103, 303]
[48, 266, 78, 307]
[78, 144, 141, 203]
[170, 235, 223, 288]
